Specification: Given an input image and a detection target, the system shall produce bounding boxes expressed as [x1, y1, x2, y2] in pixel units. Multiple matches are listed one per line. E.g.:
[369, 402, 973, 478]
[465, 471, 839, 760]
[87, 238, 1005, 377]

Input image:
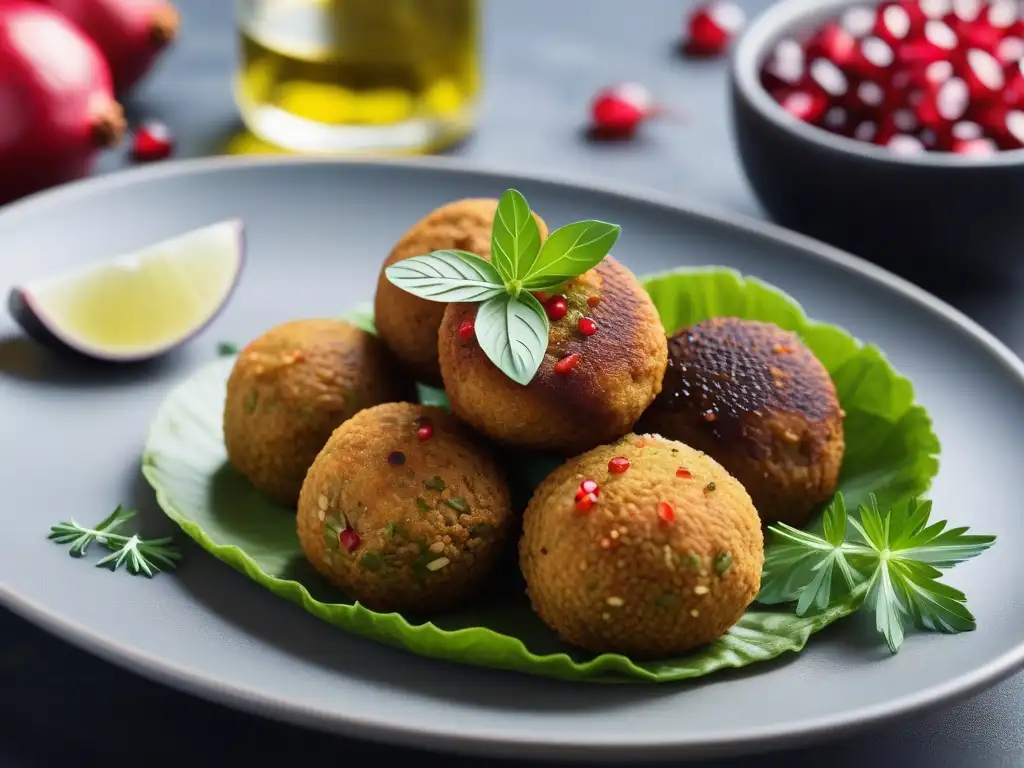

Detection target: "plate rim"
[2, 154, 1023, 761]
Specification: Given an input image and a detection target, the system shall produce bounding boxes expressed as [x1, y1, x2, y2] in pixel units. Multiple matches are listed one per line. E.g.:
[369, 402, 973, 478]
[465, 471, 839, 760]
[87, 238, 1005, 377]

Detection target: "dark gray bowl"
[730, 0, 1024, 280]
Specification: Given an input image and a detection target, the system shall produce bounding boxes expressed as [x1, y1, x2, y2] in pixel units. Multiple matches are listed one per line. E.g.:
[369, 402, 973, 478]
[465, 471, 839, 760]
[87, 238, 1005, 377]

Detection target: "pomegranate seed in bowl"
[757, 0, 1024, 155]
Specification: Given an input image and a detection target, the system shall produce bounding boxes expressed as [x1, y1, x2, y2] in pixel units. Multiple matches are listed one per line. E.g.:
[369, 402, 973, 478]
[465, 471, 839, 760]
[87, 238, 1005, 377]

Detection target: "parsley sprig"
[48, 505, 182, 578]
[385, 189, 621, 385]
[759, 493, 995, 652]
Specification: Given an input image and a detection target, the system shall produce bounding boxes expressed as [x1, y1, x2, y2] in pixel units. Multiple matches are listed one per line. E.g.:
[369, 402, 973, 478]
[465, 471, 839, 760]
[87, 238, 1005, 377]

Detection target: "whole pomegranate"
[0, 1, 125, 205]
[37, 0, 179, 94]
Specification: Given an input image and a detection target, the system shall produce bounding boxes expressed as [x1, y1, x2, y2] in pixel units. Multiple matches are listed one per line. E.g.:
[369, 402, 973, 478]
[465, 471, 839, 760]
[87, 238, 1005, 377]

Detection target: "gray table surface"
[4, 0, 1024, 765]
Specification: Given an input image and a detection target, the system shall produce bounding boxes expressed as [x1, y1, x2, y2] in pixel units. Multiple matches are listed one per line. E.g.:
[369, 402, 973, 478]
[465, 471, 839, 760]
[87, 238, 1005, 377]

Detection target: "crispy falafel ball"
[438, 256, 668, 455]
[374, 198, 549, 386]
[636, 318, 845, 529]
[520, 434, 763, 659]
[297, 402, 513, 614]
[223, 319, 414, 507]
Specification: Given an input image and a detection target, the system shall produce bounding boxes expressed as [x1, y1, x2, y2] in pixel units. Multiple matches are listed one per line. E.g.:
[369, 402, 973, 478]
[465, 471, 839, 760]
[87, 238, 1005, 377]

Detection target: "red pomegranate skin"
[37, 0, 179, 94]
[0, 1, 125, 205]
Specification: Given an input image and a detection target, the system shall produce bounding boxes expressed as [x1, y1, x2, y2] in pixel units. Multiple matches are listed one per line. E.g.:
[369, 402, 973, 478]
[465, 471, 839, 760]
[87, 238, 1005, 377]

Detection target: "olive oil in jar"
[235, 0, 479, 154]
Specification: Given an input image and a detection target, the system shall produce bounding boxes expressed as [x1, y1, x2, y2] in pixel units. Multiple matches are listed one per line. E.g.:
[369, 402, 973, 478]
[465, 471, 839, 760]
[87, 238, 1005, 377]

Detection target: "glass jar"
[235, 0, 480, 155]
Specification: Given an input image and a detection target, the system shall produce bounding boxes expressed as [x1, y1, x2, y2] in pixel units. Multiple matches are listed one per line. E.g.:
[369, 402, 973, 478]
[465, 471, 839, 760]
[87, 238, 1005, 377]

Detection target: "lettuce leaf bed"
[141, 267, 940, 683]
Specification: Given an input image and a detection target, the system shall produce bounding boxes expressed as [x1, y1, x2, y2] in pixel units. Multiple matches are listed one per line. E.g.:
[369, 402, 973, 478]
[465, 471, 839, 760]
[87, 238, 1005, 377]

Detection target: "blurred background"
[5, 0, 1024, 766]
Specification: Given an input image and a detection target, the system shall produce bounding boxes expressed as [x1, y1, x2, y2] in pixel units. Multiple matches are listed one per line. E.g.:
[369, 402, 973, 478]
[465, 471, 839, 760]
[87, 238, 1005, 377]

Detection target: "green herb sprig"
[758, 493, 995, 653]
[384, 189, 621, 385]
[48, 505, 182, 578]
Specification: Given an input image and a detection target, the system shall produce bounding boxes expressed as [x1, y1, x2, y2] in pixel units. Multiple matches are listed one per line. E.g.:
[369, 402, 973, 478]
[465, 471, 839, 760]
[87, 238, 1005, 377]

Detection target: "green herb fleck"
[685, 553, 702, 568]
[424, 476, 446, 492]
[48, 506, 182, 578]
[469, 523, 495, 539]
[244, 389, 259, 414]
[705, 481, 716, 492]
[654, 593, 680, 608]
[445, 497, 469, 515]
[385, 521, 398, 539]
[415, 497, 430, 516]
[359, 552, 384, 572]
[217, 341, 239, 356]
[714, 551, 733, 575]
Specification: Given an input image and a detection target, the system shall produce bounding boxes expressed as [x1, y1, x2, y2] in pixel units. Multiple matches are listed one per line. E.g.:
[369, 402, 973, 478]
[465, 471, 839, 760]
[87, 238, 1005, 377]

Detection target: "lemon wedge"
[7, 219, 245, 362]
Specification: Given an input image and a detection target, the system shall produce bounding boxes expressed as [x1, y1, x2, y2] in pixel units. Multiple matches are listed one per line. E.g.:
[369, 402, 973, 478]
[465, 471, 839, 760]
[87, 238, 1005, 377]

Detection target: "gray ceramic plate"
[1, 157, 1022, 762]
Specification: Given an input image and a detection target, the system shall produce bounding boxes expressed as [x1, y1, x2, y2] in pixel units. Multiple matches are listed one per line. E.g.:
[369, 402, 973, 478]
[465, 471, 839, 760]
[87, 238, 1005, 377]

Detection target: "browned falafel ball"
[520, 434, 763, 659]
[636, 318, 845, 529]
[297, 402, 514, 614]
[437, 256, 668, 455]
[374, 198, 549, 386]
[223, 319, 414, 507]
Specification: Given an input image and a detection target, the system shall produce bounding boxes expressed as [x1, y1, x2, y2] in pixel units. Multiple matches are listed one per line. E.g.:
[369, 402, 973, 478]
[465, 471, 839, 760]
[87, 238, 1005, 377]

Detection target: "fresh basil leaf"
[474, 292, 549, 386]
[385, 249, 505, 303]
[490, 189, 542, 283]
[521, 220, 621, 288]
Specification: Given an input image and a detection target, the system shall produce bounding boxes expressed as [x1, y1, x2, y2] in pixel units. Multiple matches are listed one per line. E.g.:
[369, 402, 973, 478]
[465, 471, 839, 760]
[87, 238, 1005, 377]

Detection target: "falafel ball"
[223, 319, 414, 507]
[437, 256, 668, 455]
[636, 318, 845, 529]
[374, 198, 549, 386]
[520, 434, 763, 659]
[297, 402, 514, 614]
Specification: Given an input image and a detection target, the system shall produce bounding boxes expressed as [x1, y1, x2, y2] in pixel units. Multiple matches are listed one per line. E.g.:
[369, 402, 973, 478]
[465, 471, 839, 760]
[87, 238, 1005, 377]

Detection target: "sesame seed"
[600, 538, 611, 549]
[610, 530, 620, 540]
[602, 612, 612, 621]
[606, 596, 624, 607]
[318, 495, 328, 511]
[426, 557, 450, 571]
[694, 585, 709, 595]
[690, 609, 700, 617]
[429, 541, 445, 553]
[318, 509, 326, 522]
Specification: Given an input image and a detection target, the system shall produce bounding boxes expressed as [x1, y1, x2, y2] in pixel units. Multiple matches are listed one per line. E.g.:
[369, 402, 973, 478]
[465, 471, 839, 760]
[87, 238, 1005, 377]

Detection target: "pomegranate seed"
[608, 456, 630, 474]
[997, 37, 1024, 65]
[458, 319, 475, 341]
[809, 58, 849, 97]
[987, 0, 1017, 30]
[898, 20, 959, 67]
[874, 3, 916, 45]
[915, 77, 969, 128]
[580, 479, 600, 496]
[853, 120, 878, 142]
[1002, 60, 1024, 107]
[657, 501, 676, 524]
[339, 528, 361, 551]
[963, 49, 1005, 98]
[683, 1, 745, 57]
[808, 22, 860, 68]
[1006, 110, 1024, 146]
[822, 106, 851, 133]
[777, 89, 829, 122]
[130, 121, 174, 163]
[575, 493, 597, 514]
[761, 39, 806, 91]
[888, 134, 927, 154]
[545, 296, 568, 321]
[846, 36, 896, 81]
[554, 353, 581, 374]
[839, 6, 877, 38]
[953, 136, 999, 154]
[590, 83, 653, 136]
[586, 295, 601, 308]
[676, 467, 693, 479]
[952, 120, 983, 139]
[417, 424, 433, 441]
[577, 317, 597, 336]
[918, 0, 952, 20]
